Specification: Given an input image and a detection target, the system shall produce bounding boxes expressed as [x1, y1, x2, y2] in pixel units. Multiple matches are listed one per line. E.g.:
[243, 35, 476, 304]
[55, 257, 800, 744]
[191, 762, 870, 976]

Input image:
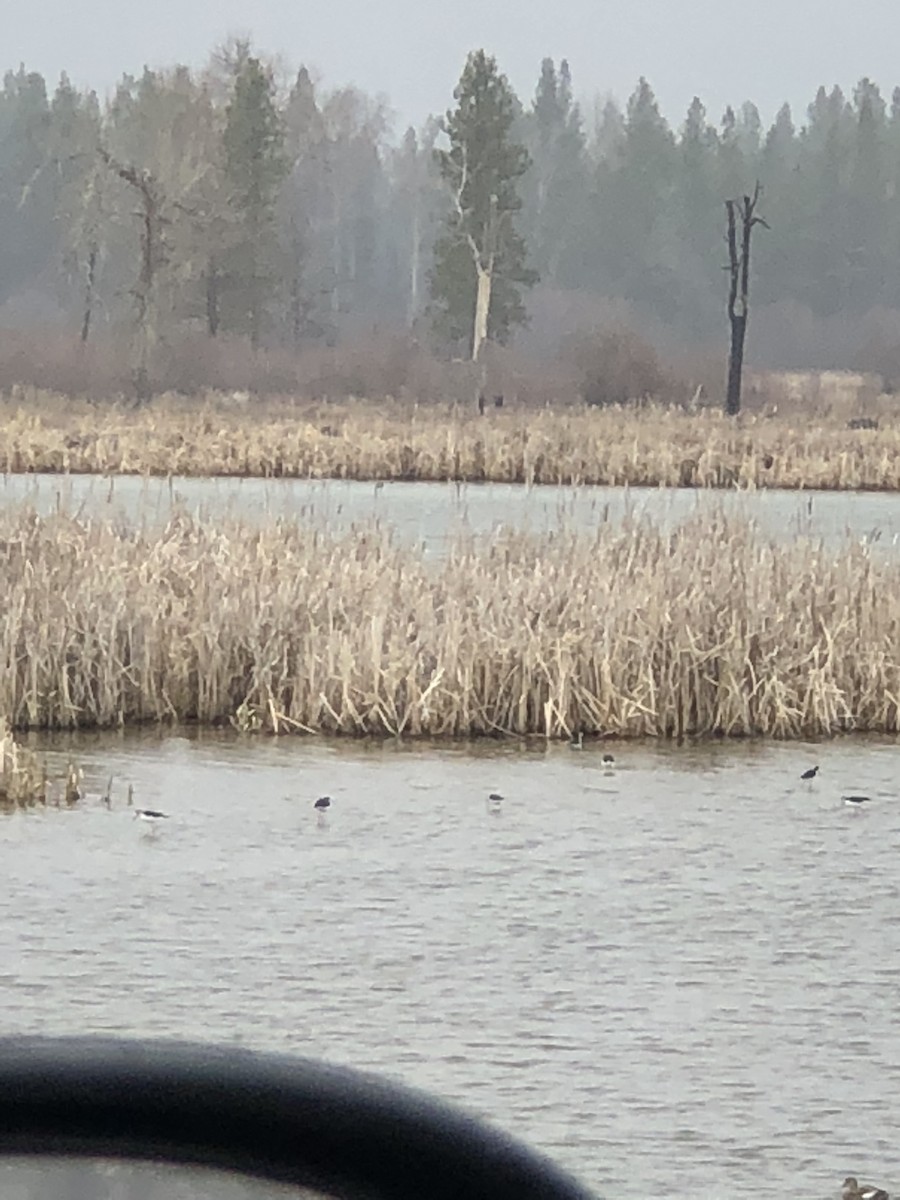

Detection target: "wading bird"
[842, 795, 871, 808]
[314, 795, 332, 826]
[602, 753, 615, 766]
[569, 731, 584, 750]
[487, 793, 503, 813]
[133, 809, 169, 834]
[801, 765, 819, 780]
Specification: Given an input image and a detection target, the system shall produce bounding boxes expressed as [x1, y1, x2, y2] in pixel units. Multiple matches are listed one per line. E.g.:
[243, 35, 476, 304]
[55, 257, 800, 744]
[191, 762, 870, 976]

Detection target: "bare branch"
[447, 140, 485, 272]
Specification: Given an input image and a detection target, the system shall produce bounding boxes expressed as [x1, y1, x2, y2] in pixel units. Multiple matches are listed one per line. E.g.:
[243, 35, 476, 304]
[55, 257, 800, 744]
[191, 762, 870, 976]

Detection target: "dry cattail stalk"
[0, 717, 48, 806]
[63, 762, 81, 805]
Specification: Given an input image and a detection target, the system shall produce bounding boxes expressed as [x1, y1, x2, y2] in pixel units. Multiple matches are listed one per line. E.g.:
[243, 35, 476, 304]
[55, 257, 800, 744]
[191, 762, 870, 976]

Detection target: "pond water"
[2, 472, 900, 553]
[4, 730, 900, 1199]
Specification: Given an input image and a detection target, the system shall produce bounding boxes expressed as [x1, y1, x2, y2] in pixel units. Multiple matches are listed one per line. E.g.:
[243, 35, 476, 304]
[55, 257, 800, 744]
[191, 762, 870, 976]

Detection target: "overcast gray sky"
[7, 0, 900, 135]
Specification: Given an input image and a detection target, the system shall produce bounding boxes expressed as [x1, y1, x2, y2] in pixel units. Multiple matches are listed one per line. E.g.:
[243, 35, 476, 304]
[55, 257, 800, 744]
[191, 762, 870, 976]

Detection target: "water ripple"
[2, 731, 900, 1198]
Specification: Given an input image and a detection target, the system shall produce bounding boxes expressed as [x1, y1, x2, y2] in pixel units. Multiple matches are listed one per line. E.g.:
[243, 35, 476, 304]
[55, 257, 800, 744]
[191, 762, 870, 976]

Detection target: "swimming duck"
[843, 1177, 889, 1200]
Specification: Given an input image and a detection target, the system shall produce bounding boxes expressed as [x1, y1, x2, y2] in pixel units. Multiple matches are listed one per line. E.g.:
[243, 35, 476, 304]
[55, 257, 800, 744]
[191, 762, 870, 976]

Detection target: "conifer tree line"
[3, 43, 900, 377]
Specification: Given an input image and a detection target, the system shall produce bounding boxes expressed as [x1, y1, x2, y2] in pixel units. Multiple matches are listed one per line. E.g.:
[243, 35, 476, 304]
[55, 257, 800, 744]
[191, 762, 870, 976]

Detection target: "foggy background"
[4, 1, 900, 397]
[8, 0, 896, 135]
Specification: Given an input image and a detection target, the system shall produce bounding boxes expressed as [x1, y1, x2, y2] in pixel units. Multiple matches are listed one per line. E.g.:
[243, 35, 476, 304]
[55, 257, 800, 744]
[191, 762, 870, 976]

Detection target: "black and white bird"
[133, 809, 169, 833]
[801, 765, 819, 780]
[602, 753, 615, 766]
[569, 731, 584, 750]
[314, 796, 331, 825]
[843, 1176, 890, 1200]
[486, 792, 504, 813]
[842, 795, 872, 808]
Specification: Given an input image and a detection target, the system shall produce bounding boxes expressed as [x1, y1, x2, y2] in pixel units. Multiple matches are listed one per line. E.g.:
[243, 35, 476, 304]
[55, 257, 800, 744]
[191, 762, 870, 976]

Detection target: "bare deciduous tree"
[450, 146, 505, 363]
[724, 182, 768, 415]
[98, 148, 167, 399]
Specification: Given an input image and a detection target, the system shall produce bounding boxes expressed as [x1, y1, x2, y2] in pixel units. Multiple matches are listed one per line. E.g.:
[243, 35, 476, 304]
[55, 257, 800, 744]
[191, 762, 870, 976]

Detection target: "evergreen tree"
[754, 102, 799, 305]
[717, 105, 746, 197]
[222, 56, 286, 347]
[673, 96, 721, 330]
[388, 123, 443, 328]
[0, 67, 53, 302]
[521, 58, 588, 285]
[315, 85, 389, 331]
[430, 50, 536, 358]
[736, 101, 763, 163]
[592, 77, 678, 312]
[790, 86, 854, 312]
[849, 78, 888, 308]
[278, 66, 327, 344]
[591, 97, 625, 161]
[884, 88, 900, 306]
[48, 75, 105, 338]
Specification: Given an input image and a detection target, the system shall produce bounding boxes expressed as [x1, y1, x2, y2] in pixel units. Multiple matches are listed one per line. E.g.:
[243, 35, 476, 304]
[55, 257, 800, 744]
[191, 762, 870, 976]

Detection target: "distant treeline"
[2, 45, 900, 379]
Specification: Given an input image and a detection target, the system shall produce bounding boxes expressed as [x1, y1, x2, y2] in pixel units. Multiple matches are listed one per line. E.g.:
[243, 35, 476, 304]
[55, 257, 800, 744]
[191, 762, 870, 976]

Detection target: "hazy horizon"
[8, 0, 900, 135]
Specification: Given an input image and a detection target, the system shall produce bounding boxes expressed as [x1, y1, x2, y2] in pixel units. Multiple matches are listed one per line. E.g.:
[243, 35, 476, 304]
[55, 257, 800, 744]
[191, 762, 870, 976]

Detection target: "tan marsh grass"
[0, 716, 80, 807]
[0, 504, 898, 738]
[1, 387, 900, 490]
[0, 718, 47, 805]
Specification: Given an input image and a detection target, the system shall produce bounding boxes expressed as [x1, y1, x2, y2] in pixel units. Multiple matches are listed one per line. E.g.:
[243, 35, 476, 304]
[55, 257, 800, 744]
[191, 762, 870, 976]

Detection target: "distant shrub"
[568, 328, 668, 406]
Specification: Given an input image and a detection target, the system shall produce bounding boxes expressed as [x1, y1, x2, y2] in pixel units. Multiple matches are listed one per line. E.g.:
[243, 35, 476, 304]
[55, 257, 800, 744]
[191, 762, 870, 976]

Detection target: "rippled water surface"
[3, 473, 900, 553]
[3, 731, 900, 1198]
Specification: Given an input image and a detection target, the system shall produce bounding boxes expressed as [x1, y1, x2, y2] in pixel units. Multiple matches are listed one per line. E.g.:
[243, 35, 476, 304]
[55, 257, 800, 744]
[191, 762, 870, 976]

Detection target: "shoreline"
[7, 466, 900, 494]
[0, 389, 898, 491]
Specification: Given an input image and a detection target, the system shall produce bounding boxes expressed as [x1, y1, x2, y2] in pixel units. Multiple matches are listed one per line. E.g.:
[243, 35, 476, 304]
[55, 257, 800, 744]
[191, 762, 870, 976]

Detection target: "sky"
[6, 0, 900, 137]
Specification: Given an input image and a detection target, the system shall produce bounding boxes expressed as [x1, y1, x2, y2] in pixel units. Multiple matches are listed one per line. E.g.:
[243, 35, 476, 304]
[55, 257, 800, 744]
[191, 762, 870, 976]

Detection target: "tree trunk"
[408, 204, 421, 329]
[206, 256, 220, 337]
[133, 195, 158, 399]
[471, 264, 492, 362]
[132, 316, 154, 402]
[80, 245, 97, 345]
[290, 275, 302, 347]
[724, 186, 766, 416]
[247, 236, 261, 351]
[98, 150, 163, 402]
[330, 189, 342, 316]
[250, 288, 261, 352]
[726, 312, 747, 416]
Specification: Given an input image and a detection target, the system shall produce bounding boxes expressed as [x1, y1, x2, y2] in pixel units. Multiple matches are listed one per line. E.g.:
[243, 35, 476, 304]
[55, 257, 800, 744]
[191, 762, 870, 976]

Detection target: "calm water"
[3, 473, 900, 552]
[3, 730, 899, 1199]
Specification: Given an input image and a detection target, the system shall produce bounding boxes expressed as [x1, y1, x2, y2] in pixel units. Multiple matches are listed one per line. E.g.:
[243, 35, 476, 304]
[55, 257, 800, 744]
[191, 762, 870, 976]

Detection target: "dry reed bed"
[1, 388, 899, 489]
[1, 504, 898, 739]
[0, 717, 47, 805]
[0, 716, 80, 807]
